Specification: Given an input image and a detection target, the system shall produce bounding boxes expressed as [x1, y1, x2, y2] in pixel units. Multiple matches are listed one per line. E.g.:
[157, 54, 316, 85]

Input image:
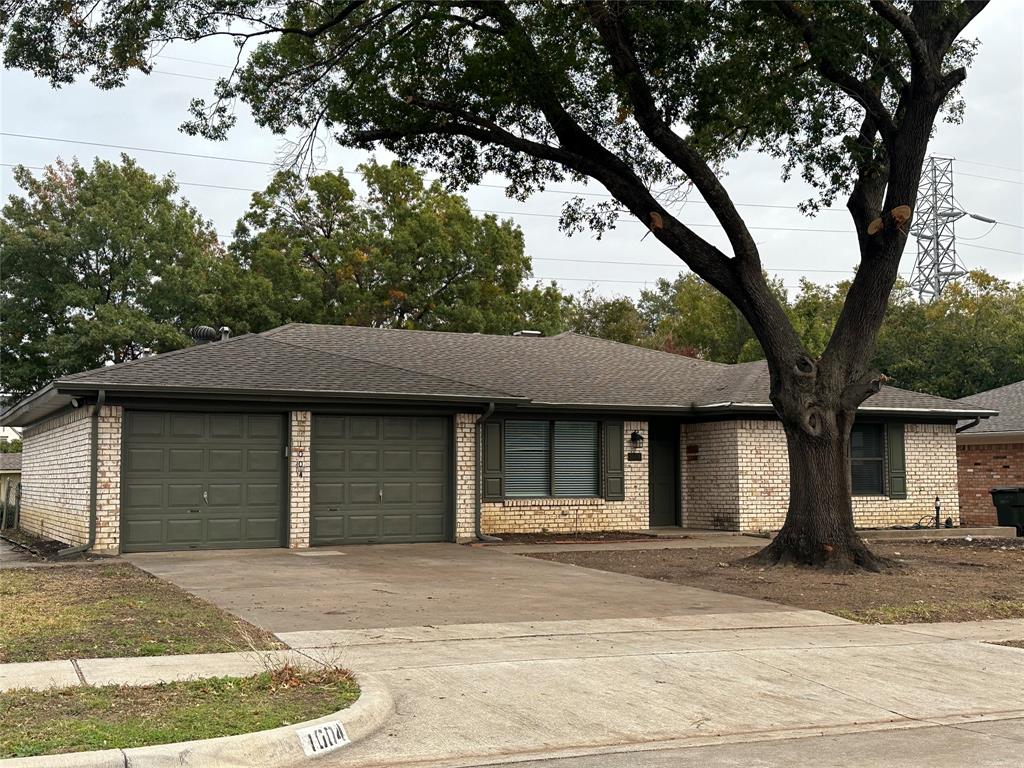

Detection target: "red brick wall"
[957, 442, 1024, 526]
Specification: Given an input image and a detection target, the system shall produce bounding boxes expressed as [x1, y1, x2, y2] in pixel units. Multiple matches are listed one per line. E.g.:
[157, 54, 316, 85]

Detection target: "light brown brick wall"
[680, 421, 740, 530]
[93, 405, 123, 554]
[20, 408, 92, 545]
[288, 410, 312, 548]
[682, 419, 960, 532]
[455, 415, 649, 540]
[957, 441, 1024, 526]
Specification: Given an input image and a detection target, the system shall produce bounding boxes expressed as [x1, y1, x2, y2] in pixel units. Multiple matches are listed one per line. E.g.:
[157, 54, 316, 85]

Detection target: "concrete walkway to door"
[127, 543, 790, 634]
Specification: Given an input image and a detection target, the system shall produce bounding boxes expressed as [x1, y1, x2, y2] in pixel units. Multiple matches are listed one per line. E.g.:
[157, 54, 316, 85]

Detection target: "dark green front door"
[121, 412, 286, 552]
[310, 415, 450, 545]
[648, 421, 679, 527]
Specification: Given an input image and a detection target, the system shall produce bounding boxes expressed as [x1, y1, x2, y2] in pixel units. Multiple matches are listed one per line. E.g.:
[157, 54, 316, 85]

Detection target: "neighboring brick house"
[956, 380, 1024, 526]
[0, 325, 994, 553]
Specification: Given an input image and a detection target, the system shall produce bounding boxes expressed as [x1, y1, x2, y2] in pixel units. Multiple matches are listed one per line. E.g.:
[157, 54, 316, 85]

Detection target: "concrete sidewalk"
[272, 615, 1024, 768]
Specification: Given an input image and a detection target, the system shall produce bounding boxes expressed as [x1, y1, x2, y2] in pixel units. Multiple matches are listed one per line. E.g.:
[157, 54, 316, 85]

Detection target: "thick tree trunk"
[749, 357, 890, 572]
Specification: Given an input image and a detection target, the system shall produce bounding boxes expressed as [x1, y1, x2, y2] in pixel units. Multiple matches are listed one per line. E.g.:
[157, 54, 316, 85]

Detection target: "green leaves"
[0, 157, 227, 398]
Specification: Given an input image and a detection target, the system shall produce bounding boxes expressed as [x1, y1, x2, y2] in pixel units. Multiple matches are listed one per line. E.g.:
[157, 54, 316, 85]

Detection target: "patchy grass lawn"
[528, 538, 1024, 624]
[0, 666, 358, 758]
[0, 563, 282, 662]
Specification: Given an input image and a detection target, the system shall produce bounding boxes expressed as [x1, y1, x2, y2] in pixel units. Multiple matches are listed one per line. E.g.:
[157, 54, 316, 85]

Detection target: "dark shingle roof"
[262, 325, 726, 408]
[58, 333, 520, 402]
[958, 380, 1024, 434]
[0, 453, 21, 472]
[4, 324, 989, 424]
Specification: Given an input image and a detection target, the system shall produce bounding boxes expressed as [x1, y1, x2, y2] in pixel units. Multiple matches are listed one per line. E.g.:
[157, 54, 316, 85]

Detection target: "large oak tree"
[1, 0, 987, 569]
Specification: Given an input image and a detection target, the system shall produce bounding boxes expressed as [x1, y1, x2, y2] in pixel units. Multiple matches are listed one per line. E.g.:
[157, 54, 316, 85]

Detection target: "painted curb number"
[296, 721, 350, 757]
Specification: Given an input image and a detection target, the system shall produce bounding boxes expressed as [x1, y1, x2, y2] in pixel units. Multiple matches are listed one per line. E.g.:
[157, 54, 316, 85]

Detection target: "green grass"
[835, 599, 1024, 624]
[0, 564, 282, 662]
[0, 667, 359, 758]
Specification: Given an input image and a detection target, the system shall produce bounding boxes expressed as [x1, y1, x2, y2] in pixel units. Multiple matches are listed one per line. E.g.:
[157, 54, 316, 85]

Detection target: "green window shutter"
[886, 422, 907, 499]
[603, 421, 625, 501]
[553, 421, 600, 497]
[482, 421, 504, 500]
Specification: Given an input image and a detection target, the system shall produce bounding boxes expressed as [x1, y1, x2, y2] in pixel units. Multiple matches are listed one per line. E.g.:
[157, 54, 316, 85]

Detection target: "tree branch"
[869, 0, 933, 80]
[774, 1, 898, 144]
[584, 1, 759, 265]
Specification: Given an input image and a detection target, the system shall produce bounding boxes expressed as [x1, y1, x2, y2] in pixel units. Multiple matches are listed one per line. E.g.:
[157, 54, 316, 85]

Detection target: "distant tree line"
[2, 157, 1021, 401]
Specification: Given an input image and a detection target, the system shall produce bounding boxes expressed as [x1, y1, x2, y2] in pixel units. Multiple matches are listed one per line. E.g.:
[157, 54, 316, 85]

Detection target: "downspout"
[475, 402, 502, 543]
[58, 389, 105, 558]
[956, 418, 980, 433]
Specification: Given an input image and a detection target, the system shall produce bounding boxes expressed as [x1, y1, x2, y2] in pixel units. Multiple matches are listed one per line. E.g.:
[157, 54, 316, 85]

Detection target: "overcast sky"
[1, 4, 1021, 300]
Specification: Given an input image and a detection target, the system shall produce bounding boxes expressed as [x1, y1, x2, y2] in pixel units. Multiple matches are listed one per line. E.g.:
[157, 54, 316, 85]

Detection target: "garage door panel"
[417, 450, 445, 472]
[310, 415, 450, 545]
[171, 413, 204, 437]
[208, 483, 242, 506]
[416, 419, 446, 440]
[417, 482, 444, 504]
[313, 482, 344, 505]
[167, 484, 204, 507]
[169, 449, 203, 472]
[210, 414, 244, 438]
[125, 484, 163, 508]
[349, 482, 379, 504]
[166, 518, 204, 543]
[416, 514, 445, 536]
[127, 412, 164, 437]
[208, 449, 243, 473]
[381, 515, 412, 536]
[126, 448, 164, 473]
[123, 519, 162, 546]
[346, 515, 380, 538]
[312, 449, 344, 472]
[383, 418, 413, 439]
[121, 412, 285, 552]
[207, 518, 242, 542]
[349, 418, 380, 439]
[383, 450, 412, 471]
[349, 451, 379, 472]
[248, 449, 281, 472]
[249, 415, 283, 438]
[247, 483, 282, 505]
[382, 482, 412, 504]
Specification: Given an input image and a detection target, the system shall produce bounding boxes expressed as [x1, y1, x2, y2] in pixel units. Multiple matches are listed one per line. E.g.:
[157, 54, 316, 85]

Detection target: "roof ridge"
[259, 334, 524, 400]
[557, 331, 731, 367]
[262, 322, 556, 343]
[958, 379, 1024, 400]
[59, 333, 256, 383]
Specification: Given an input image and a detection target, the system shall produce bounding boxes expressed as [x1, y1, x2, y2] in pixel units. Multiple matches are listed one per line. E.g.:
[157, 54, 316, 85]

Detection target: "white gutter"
[694, 401, 998, 416]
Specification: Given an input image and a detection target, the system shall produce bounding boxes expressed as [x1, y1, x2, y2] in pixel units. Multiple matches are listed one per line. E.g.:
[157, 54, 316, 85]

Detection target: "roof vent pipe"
[219, 326, 231, 341]
[512, 330, 543, 337]
[190, 325, 219, 344]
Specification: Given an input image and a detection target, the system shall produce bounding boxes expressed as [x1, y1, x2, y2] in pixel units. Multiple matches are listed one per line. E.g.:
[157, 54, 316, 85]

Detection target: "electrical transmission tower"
[909, 157, 969, 302]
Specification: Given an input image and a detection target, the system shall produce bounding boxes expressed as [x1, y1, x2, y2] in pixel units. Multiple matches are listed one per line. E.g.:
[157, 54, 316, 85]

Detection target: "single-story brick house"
[0, 324, 994, 554]
[956, 380, 1024, 526]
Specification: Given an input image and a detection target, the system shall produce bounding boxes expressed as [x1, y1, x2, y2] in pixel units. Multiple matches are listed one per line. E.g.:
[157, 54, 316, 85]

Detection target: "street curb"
[0, 671, 394, 767]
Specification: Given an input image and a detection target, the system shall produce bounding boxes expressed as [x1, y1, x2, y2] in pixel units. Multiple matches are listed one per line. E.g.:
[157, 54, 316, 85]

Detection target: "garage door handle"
[203, 490, 209, 504]
[378, 489, 383, 502]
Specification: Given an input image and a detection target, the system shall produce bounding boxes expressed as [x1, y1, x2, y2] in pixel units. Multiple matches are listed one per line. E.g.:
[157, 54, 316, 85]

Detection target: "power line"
[531, 256, 913, 276]
[952, 158, 1024, 175]
[958, 171, 1024, 186]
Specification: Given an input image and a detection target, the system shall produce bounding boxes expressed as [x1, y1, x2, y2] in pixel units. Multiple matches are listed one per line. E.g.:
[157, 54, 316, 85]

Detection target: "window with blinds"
[503, 420, 600, 498]
[554, 421, 600, 497]
[504, 420, 551, 497]
[850, 423, 885, 495]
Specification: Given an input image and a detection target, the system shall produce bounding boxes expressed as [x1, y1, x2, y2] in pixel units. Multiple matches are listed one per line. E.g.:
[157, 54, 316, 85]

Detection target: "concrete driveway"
[127, 544, 1024, 766]
[127, 543, 784, 634]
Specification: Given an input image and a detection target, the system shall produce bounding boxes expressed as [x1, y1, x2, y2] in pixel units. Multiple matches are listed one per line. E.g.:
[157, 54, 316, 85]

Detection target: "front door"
[648, 421, 679, 527]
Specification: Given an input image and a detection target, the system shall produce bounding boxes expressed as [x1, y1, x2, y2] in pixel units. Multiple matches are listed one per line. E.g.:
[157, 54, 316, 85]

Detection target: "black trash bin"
[991, 487, 1024, 536]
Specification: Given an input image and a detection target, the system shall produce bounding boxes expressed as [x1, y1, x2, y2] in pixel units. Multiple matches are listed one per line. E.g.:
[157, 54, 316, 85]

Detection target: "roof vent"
[219, 326, 231, 341]
[512, 329, 543, 337]
[189, 325, 219, 344]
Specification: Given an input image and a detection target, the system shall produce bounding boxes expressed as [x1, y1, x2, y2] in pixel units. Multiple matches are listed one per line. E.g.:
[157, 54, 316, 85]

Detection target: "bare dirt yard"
[527, 538, 1024, 623]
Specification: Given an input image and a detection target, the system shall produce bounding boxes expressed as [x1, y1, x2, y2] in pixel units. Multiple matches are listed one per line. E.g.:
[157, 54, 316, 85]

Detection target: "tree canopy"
[225, 161, 565, 334]
[0, 157, 233, 399]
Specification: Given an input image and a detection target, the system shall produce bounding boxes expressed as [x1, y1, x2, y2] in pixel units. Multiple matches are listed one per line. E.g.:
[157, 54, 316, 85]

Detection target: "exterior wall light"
[630, 430, 645, 449]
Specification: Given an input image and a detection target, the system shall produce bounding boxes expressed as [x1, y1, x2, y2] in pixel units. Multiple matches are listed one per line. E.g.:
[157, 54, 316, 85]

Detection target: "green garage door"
[311, 416, 450, 545]
[121, 412, 286, 552]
